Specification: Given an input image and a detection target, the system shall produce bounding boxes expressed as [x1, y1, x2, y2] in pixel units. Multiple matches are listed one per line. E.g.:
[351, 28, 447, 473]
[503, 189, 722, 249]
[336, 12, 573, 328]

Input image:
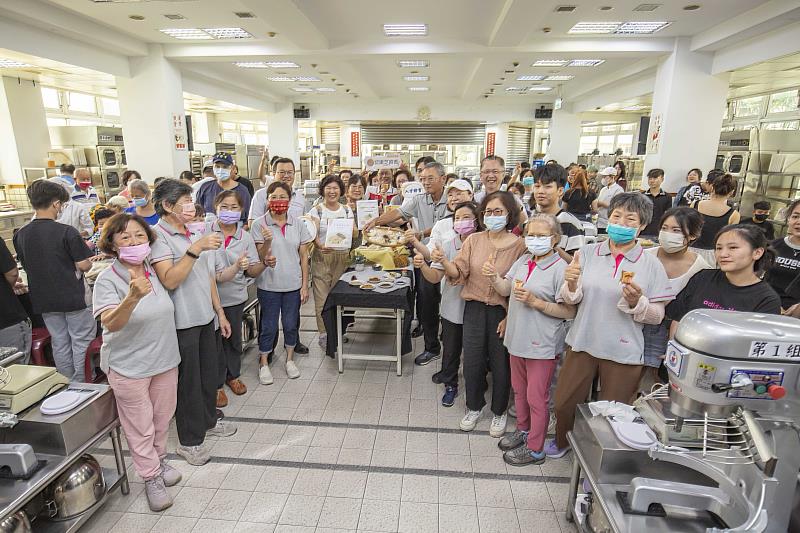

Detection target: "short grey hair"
[152, 178, 192, 217]
[527, 212, 562, 237]
[423, 161, 446, 177]
[608, 192, 653, 226]
[128, 179, 150, 197]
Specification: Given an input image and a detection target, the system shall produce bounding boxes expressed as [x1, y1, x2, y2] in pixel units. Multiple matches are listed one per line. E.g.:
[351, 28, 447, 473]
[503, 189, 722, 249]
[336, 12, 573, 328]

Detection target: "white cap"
[598, 166, 616, 176]
[203, 158, 214, 169]
[445, 179, 473, 193]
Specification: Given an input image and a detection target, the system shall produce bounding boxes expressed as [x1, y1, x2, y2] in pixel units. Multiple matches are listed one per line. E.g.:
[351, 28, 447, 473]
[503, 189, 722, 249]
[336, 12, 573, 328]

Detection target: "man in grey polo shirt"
[364, 161, 448, 364]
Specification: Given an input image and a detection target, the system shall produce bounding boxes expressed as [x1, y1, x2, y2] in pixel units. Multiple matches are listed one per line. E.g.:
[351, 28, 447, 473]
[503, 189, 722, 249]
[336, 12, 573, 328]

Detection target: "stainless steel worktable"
[0, 383, 129, 531]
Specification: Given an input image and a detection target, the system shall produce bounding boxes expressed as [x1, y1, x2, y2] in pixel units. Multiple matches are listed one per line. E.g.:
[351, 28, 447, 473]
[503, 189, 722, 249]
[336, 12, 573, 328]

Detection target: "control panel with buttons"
[726, 369, 785, 400]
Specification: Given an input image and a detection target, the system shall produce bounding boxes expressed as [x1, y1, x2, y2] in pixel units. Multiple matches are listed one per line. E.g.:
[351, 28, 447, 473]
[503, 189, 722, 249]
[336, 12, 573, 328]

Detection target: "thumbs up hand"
[413, 253, 425, 269]
[565, 250, 582, 293]
[128, 269, 151, 300]
[237, 252, 249, 270]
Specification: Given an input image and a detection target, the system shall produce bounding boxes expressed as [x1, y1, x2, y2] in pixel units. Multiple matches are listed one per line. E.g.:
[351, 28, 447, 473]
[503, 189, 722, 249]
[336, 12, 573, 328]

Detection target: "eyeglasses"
[483, 208, 507, 216]
[276, 170, 295, 177]
[480, 170, 503, 176]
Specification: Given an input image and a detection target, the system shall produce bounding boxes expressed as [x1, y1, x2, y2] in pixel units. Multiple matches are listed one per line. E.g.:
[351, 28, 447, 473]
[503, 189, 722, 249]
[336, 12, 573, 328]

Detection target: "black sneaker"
[431, 371, 443, 384]
[498, 429, 527, 451]
[294, 341, 309, 355]
[411, 325, 423, 338]
[503, 445, 546, 467]
[414, 351, 441, 366]
[442, 386, 458, 407]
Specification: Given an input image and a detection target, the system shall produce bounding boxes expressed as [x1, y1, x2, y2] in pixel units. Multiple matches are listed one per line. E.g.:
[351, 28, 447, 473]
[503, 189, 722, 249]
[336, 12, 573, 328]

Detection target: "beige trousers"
[311, 249, 352, 332]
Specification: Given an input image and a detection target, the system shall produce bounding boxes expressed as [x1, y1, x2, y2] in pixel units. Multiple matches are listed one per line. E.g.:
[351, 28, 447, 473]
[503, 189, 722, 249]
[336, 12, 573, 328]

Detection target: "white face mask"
[659, 230, 687, 253]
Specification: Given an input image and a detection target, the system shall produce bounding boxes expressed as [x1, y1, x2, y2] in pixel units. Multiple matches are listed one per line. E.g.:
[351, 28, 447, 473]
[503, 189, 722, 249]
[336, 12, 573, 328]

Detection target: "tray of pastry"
[364, 226, 407, 248]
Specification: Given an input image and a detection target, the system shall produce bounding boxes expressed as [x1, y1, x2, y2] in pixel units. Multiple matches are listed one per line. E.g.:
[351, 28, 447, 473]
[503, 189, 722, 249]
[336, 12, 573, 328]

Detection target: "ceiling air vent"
[633, 4, 662, 11]
[555, 5, 577, 12]
[235, 12, 256, 18]
[163, 14, 185, 20]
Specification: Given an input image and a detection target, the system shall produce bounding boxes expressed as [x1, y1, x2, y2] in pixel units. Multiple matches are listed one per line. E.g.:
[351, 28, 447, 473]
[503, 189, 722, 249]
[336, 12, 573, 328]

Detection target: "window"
[767, 90, 799, 114]
[579, 136, 598, 154]
[616, 134, 634, 155]
[46, 117, 67, 127]
[597, 135, 615, 154]
[67, 92, 96, 113]
[764, 120, 799, 130]
[734, 96, 765, 118]
[222, 131, 239, 143]
[41, 87, 60, 109]
[101, 97, 120, 116]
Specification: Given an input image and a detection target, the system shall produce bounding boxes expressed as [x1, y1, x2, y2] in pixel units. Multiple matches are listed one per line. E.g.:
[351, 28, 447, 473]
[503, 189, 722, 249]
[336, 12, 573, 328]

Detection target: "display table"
[322, 270, 414, 375]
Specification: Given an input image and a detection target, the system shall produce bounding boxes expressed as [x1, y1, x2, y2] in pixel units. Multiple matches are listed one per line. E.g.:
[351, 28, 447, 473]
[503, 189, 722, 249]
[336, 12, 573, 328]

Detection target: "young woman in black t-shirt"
[767, 199, 800, 315]
[667, 224, 782, 335]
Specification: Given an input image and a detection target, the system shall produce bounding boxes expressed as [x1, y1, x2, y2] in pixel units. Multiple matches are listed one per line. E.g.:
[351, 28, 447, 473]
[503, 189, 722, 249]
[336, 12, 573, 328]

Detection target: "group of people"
[2, 149, 797, 513]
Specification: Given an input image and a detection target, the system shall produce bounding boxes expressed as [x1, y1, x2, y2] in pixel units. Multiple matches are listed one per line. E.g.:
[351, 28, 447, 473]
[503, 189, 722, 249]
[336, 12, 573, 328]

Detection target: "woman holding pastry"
[547, 192, 674, 459]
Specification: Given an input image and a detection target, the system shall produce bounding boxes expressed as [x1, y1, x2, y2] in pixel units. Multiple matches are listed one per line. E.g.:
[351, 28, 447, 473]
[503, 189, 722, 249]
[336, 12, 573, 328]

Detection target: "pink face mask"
[186, 222, 206, 234]
[453, 219, 476, 236]
[174, 202, 196, 223]
[118, 242, 150, 264]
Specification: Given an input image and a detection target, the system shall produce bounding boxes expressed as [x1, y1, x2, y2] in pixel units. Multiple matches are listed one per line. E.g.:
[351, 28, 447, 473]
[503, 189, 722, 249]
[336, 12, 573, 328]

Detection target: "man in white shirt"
[48, 166, 95, 237]
[593, 166, 624, 232]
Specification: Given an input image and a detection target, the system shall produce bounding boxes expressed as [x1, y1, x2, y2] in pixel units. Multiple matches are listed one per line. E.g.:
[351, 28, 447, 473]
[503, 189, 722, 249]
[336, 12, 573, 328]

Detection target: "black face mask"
[753, 214, 768, 222]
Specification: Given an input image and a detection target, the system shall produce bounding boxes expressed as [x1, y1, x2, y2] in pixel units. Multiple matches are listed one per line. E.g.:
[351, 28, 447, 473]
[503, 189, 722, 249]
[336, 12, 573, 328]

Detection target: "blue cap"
[213, 152, 234, 165]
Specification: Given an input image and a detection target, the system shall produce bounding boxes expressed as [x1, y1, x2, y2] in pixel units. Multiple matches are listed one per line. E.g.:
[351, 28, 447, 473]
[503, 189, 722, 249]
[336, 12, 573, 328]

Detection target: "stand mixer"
[570, 309, 800, 532]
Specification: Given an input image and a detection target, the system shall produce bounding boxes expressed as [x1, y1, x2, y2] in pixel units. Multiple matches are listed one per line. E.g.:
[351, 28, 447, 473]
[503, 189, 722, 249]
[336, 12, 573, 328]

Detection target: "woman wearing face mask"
[492, 213, 576, 466]
[211, 191, 265, 406]
[562, 168, 596, 223]
[92, 213, 181, 511]
[767, 199, 800, 317]
[150, 179, 235, 467]
[124, 179, 159, 225]
[548, 192, 674, 459]
[520, 169, 534, 206]
[667, 224, 781, 333]
[310, 175, 355, 347]
[641, 208, 710, 385]
[251, 182, 313, 384]
[413, 202, 482, 408]
[435, 191, 526, 437]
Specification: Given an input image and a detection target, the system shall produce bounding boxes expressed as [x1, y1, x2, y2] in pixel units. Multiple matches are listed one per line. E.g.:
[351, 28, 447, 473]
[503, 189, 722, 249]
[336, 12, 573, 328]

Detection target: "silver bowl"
[41, 454, 106, 520]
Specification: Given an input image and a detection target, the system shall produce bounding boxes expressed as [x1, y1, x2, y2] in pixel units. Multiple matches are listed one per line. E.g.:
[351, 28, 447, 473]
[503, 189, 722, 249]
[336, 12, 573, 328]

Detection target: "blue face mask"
[522, 177, 534, 187]
[214, 167, 231, 181]
[606, 223, 638, 244]
[484, 215, 507, 232]
[132, 197, 147, 208]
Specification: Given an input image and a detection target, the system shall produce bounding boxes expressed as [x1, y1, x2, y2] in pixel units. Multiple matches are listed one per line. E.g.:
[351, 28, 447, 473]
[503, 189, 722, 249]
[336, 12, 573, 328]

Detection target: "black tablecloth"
[322, 272, 414, 358]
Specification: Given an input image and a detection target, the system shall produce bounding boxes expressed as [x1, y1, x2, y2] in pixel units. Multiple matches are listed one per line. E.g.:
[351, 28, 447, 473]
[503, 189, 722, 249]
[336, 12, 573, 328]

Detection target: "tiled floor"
[82, 298, 577, 533]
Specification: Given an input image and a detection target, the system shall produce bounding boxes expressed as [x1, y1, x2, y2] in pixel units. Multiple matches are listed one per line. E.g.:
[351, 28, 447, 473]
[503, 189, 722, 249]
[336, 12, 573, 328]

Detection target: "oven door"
[715, 153, 726, 171]
[104, 170, 121, 192]
[119, 148, 126, 166]
[726, 152, 749, 178]
[101, 148, 117, 167]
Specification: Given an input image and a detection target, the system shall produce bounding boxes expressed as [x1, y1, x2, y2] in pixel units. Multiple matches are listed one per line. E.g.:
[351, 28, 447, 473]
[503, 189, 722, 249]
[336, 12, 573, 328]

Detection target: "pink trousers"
[108, 368, 178, 480]
[510, 355, 558, 452]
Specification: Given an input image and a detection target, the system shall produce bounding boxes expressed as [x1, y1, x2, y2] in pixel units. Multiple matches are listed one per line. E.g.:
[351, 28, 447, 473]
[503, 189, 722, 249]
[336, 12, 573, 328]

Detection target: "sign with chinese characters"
[749, 341, 800, 359]
[172, 113, 187, 151]
[350, 131, 360, 157]
[365, 156, 402, 171]
[486, 132, 496, 156]
[647, 113, 662, 155]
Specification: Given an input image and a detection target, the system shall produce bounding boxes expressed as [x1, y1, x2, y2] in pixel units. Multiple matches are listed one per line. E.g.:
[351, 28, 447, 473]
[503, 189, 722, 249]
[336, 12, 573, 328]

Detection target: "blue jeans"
[257, 289, 300, 353]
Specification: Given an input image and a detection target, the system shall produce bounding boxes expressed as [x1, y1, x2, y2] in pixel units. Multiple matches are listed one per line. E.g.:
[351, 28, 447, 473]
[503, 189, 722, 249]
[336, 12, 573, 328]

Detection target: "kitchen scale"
[0, 365, 69, 414]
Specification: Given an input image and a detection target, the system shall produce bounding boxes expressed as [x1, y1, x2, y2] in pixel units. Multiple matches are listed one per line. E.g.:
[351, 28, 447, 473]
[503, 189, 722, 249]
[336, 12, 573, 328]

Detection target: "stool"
[30, 327, 53, 367]
[84, 336, 106, 384]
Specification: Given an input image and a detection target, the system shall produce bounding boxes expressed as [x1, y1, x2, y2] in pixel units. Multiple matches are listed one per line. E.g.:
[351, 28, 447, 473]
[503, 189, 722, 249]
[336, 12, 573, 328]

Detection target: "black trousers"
[176, 320, 218, 446]
[220, 302, 245, 385]
[462, 301, 510, 415]
[439, 318, 463, 388]
[417, 272, 442, 354]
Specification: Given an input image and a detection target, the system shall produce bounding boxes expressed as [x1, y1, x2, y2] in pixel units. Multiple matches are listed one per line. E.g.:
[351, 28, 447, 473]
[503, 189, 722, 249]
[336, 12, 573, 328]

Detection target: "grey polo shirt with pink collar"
[430, 236, 465, 325]
[250, 213, 313, 293]
[211, 222, 260, 307]
[565, 240, 674, 365]
[150, 220, 217, 330]
[503, 252, 569, 359]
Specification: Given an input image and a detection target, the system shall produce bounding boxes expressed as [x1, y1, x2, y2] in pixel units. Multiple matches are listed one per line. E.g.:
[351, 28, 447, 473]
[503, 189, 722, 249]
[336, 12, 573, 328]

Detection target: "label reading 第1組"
[749, 341, 800, 359]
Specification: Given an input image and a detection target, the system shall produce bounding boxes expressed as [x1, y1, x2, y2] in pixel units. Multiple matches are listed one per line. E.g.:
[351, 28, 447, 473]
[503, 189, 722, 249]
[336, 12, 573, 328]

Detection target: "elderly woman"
[212, 190, 265, 406]
[309, 175, 355, 347]
[547, 192, 674, 458]
[92, 213, 181, 511]
[434, 191, 527, 437]
[150, 179, 234, 467]
[251, 181, 312, 384]
[119, 169, 142, 201]
[125, 179, 159, 225]
[106, 195, 130, 214]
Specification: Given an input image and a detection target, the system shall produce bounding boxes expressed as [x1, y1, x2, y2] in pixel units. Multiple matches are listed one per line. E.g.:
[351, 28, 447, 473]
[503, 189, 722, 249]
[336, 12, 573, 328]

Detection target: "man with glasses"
[249, 157, 307, 224]
[196, 152, 252, 222]
[474, 156, 527, 224]
[364, 161, 448, 364]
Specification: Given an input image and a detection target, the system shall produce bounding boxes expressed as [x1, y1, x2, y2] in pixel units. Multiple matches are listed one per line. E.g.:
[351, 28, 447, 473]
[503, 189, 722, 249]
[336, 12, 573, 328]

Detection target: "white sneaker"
[259, 364, 273, 385]
[207, 419, 237, 438]
[460, 409, 482, 432]
[490, 412, 508, 438]
[286, 360, 301, 379]
[175, 444, 210, 466]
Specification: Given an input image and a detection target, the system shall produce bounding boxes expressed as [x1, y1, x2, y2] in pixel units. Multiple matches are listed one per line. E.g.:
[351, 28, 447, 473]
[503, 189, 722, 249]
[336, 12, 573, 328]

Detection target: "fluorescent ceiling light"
[384, 24, 428, 37]
[407, 87, 429, 92]
[545, 75, 574, 81]
[160, 28, 214, 40]
[615, 21, 671, 34]
[567, 22, 622, 34]
[295, 76, 321, 82]
[316, 87, 336, 92]
[568, 59, 605, 67]
[397, 60, 429, 68]
[268, 76, 296, 82]
[0, 59, 32, 68]
[505, 87, 524, 92]
[403, 75, 429, 81]
[517, 75, 546, 81]
[529, 86, 553, 91]
[203, 27, 253, 39]
[532, 60, 569, 67]
[292, 87, 313, 92]
[264, 61, 300, 69]
[234, 62, 271, 68]
[621, 104, 649, 111]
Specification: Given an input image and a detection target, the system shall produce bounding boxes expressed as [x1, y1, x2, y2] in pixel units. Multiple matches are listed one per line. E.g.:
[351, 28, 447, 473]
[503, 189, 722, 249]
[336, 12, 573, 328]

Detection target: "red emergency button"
[768, 384, 786, 400]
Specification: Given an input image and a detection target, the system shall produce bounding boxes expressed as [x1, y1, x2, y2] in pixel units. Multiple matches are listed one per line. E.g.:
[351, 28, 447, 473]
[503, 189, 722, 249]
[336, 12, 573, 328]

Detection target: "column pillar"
[190, 111, 219, 144]
[545, 109, 581, 166]
[268, 105, 299, 165]
[116, 44, 188, 182]
[0, 76, 51, 184]
[644, 37, 730, 192]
